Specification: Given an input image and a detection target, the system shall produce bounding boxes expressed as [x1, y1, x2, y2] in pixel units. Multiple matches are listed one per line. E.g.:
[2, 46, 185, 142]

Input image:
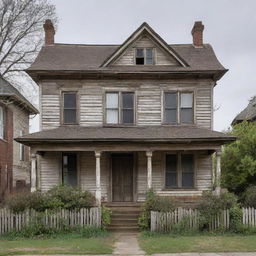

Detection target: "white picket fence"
[243, 207, 256, 227]
[151, 207, 256, 232]
[0, 207, 101, 235]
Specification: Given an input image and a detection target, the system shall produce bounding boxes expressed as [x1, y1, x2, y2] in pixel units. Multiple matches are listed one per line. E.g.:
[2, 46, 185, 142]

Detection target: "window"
[122, 92, 134, 124]
[106, 92, 134, 125]
[165, 153, 195, 188]
[19, 130, 25, 161]
[106, 93, 119, 124]
[180, 93, 193, 123]
[63, 92, 77, 124]
[62, 153, 77, 187]
[165, 155, 178, 188]
[0, 106, 4, 139]
[164, 93, 177, 124]
[164, 92, 193, 124]
[135, 48, 154, 65]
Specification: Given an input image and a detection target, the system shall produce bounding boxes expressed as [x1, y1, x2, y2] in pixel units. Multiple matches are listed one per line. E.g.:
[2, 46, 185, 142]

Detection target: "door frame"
[110, 152, 137, 202]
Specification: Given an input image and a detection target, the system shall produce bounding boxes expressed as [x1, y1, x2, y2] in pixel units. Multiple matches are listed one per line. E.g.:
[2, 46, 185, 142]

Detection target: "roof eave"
[26, 69, 227, 80]
[0, 94, 39, 115]
[15, 136, 236, 146]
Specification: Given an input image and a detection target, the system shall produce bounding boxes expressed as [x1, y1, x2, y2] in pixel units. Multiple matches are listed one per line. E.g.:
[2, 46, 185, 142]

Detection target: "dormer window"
[135, 48, 154, 65]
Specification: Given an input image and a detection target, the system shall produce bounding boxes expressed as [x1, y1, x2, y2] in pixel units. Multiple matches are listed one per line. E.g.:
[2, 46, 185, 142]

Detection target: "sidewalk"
[152, 254, 256, 256]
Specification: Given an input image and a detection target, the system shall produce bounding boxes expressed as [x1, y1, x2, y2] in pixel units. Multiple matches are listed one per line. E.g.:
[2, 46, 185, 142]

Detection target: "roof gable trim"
[101, 23, 188, 68]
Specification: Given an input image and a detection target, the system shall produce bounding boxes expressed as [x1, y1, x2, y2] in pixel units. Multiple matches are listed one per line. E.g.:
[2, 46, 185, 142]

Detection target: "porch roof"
[15, 126, 236, 146]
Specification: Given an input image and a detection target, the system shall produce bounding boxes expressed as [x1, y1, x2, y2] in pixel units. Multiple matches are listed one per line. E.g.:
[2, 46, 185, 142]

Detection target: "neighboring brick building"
[0, 77, 38, 202]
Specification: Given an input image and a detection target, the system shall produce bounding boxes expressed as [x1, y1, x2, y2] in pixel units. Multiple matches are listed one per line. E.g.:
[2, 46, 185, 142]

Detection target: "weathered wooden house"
[0, 77, 38, 202]
[16, 20, 235, 210]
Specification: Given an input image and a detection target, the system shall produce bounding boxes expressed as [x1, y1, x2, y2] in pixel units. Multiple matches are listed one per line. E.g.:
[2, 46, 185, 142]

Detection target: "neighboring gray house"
[16, 20, 235, 208]
[232, 96, 256, 125]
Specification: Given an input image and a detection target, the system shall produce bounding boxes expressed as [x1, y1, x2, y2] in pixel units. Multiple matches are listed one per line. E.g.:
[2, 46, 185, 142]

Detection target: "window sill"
[103, 124, 136, 128]
[161, 123, 196, 127]
[61, 123, 80, 126]
[162, 188, 197, 191]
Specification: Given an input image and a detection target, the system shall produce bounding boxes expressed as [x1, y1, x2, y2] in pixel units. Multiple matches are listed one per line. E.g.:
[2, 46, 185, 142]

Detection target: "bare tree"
[0, 0, 57, 77]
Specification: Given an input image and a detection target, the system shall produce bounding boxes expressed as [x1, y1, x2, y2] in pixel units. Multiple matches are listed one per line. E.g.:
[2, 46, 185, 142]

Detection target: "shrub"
[79, 226, 107, 238]
[2, 223, 107, 239]
[47, 185, 95, 210]
[229, 205, 243, 232]
[6, 185, 96, 213]
[101, 206, 112, 229]
[243, 185, 256, 208]
[7, 193, 29, 213]
[138, 189, 175, 230]
[197, 191, 238, 230]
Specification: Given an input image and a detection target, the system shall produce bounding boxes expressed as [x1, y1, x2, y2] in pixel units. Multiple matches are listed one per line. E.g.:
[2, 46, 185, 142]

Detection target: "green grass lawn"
[0, 235, 114, 255]
[139, 233, 256, 255]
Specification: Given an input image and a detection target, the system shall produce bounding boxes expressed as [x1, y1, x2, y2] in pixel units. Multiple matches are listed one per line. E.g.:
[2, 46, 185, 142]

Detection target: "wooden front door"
[112, 154, 133, 202]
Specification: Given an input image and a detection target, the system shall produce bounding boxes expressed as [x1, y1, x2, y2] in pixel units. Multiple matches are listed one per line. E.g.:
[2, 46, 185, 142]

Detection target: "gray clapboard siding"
[80, 152, 109, 201]
[113, 35, 180, 66]
[137, 152, 147, 201]
[41, 95, 60, 130]
[40, 152, 61, 191]
[196, 152, 212, 190]
[196, 87, 212, 129]
[80, 94, 103, 126]
[137, 84, 162, 125]
[40, 80, 213, 129]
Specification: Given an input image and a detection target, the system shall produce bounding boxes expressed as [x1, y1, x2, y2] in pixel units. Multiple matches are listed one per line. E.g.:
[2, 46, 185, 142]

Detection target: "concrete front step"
[111, 219, 138, 224]
[105, 202, 142, 232]
[108, 226, 140, 232]
[104, 202, 143, 207]
[110, 210, 141, 215]
[111, 213, 139, 218]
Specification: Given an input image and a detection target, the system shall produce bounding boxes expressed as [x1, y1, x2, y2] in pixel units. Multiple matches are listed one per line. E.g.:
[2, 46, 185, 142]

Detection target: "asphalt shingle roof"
[27, 43, 226, 74]
[232, 96, 256, 125]
[15, 126, 236, 145]
[0, 77, 38, 114]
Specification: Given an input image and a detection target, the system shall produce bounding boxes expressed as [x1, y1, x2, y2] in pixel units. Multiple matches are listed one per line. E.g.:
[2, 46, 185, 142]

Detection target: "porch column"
[146, 151, 153, 189]
[95, 151, 101, 206]
[215, 149, 222, 196]
[31, 154, 37, 192]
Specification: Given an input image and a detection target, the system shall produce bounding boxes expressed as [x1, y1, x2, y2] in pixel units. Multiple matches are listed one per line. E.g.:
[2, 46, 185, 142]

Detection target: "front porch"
[15, 125, 234, 206]
[30, 144, 223, 206]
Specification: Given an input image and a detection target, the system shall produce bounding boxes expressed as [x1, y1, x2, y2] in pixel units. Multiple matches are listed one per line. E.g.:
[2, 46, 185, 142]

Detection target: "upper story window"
[0, 106, 4, 139]
[165, 153, 195, 189]
[63, 92, 77, 124]
[106, 92, 134, 125]
[164, 92, 193, 124]
[135, 48, 154, 65]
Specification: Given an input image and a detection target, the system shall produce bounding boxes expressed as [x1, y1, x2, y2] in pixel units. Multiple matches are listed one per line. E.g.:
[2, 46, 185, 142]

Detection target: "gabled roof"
[232, 96, 256, 125]
[101, 22, 188, 67]
[16, 126, 236, 146]
[0, 77, 38, 114]
[27, 22, 227, 80]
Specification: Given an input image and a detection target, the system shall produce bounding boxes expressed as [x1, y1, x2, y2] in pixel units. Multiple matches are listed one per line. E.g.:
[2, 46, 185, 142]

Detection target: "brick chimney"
[191, 21, 204, 47]
[43, 19, 55, 45]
